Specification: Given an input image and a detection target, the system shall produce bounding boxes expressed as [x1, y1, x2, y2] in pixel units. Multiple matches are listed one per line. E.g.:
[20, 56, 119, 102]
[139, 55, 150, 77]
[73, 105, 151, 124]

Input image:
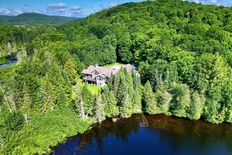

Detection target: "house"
[82, 64, 133, 86]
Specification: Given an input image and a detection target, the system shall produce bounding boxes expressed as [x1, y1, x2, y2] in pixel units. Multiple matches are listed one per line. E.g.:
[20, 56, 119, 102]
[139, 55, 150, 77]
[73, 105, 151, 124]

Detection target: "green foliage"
[143, 81, 158, 114]
[83, 84, 102, 95]
[93, 94, 105, 123]
[0, 58, 8, 65]
[102, 87, 119, 118]
[223, 83, 232, 123]
[156, 90, 172, 115]
[117, 32, 133, 63]
[4, 112, 24, 132]
[0, 13, 78, 26]
[82, 85, 95, 116]
[1, 0, 232, 154]
[75, 35, 117, 66]
[113, 69, 135, 118]
[63, 53, 78, 85]
[0, 108, 92, 155]
[131, 70, 142, 113]
[189, 91, 205, 120]
[170, 83, 191, 118]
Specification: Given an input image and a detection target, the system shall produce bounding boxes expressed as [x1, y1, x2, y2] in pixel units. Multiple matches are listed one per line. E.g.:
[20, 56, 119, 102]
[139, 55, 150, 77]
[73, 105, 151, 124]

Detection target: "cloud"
[187, 0, 232, 6]
[210, 0, 217, 3]
[0, 3, 80, 17]
[1, 0, 231, 18]
[0, 8, 11, 15]
[70, 6, 82, 14]
[56, 9, 65, 13]
[94, 2, 119, 13]
[47, 3, 66, 9]
[188, 0, 200, 3]
[44, 3, 79, 17]
[33, 10, 46, 14]
[0, 8, 23, 16]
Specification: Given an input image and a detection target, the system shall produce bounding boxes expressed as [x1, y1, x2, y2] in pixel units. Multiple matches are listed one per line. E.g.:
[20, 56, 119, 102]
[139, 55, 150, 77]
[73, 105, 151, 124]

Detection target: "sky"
[0, 0, 231, 18]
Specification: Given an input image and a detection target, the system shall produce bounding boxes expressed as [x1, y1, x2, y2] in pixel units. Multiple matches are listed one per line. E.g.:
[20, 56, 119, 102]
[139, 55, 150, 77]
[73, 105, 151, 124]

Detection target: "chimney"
[95, 64, 99, 67]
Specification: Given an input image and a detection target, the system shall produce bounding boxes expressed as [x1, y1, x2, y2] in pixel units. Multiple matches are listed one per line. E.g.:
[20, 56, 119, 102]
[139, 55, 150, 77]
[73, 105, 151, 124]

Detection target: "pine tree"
[21, 83, 32, 112]
[156, 90, 172, 115]
[223, 83, 232, 123]
[102, 87, 119, 118]
[94, 94, 105, 123]
[40, 77, 55, 112]
[71, 83, 81, 114]
[115, 69, 133, 118]
[132, 70, 142, 113]
[189, 91, 205, 120]
[119, 94, 131, 118]
[79, 97, 87, 120]
[0, 84, 15, 113]
[63, 55, 78, 85]
[143, 81, 159, 114]
[116, 70, 127, 106]
[82, 85, 94, 116]
[170, 83, 191, 118]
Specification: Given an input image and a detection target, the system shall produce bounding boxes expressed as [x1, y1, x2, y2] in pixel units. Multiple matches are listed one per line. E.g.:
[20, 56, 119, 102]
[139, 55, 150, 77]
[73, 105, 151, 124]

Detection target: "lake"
[50, 114, 232, 155]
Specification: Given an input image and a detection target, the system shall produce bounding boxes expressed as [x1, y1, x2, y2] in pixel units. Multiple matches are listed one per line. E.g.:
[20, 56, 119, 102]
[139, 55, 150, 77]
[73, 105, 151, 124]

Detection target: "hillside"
[62, 0, 232, 65]
[57, 0, 232, 124]
[1, 0, 232, 154]
[0, 13, 78, 25]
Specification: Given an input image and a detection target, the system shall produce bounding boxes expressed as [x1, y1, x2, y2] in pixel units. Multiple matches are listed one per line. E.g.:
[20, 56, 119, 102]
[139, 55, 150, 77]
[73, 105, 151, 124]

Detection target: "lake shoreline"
[49, 112, 232, 155]
[50, 113, 232, 155]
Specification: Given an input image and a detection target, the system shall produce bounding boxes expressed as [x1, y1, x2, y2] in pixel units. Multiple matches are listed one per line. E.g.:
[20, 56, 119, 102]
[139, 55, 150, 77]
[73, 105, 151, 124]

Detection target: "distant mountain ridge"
[0, 13, 78, 25]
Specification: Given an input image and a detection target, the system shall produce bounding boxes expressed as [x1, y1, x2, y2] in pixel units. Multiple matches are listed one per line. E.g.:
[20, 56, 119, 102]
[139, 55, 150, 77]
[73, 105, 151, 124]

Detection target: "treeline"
[80, 68, 142, 122]
[1, 0, 232, 153]
[0, 47, 142, 153]
[58, 0, 232, 123]
[142, 52, 232, 123]
[0, 13, 77, 26]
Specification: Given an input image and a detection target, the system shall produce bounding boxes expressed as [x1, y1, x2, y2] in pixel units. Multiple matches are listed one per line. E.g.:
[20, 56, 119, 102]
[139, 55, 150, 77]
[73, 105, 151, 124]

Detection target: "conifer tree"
[64, 55, 78, 85]
[79, 97, 86, 120]
[143, 81, 159, 114]
[170, 83, 191, 117]
[132, 70, 142, 113]
[82, 85, 94, 116]
[40, 77, 54, 112]
[189, 91, 205, 120]
[102, 87, 119, 118]
[222, 83, 232, 123]
[94, 94, 105, 123]
[120, 94, 133, 118]
[156, 90, 172, 115]
[115, 69, 133, 118]
[21, 83, 32, 112]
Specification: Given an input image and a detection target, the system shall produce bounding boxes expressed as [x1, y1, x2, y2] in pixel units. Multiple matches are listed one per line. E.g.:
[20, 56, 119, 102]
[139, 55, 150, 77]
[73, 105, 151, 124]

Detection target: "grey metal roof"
[82, 64, 133, 78]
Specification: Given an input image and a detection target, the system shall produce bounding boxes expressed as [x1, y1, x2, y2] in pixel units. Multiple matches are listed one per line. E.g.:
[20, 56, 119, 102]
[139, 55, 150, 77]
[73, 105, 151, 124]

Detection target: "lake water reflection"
[51, 114, 232, 155]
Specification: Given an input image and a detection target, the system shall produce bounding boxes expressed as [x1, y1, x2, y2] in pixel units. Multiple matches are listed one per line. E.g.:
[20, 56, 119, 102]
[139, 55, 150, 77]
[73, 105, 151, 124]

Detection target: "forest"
[0, 0, 232, 154]
[0, 13, 78, 25]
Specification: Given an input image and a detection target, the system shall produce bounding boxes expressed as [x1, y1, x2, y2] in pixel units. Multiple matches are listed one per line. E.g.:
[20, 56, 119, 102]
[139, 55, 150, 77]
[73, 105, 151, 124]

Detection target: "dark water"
[51, 115, 232, 155]
[0, 58, 16, 69]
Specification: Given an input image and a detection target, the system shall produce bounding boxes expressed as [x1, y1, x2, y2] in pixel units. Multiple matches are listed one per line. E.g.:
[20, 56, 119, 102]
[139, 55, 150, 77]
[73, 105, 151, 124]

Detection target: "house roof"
[82, 64, 133, 78]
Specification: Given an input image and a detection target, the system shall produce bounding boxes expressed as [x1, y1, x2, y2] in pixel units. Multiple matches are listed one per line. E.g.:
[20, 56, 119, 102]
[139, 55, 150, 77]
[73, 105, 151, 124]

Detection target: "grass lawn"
[103, 62, 123, 67]
[84, 84, 102, 95]
[77, 79, 102, 95]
